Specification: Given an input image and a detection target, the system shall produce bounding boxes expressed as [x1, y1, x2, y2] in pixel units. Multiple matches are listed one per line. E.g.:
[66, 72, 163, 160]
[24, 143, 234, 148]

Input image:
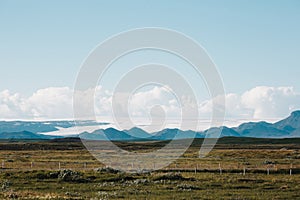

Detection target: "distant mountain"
[290, 129, 300, 137]
[79, 131, 106, 140]
[1, 111, 300, 140]
[274, 111, 300, 132]
[0, 120, 109, 134]
[103, 128, 136, 141]
[124, 127, 152, 139]
[204, 126, 240, 138]
[152, 128, 204, 140]
[80, 128, 137, 141]
[231, 111, 300, 138]
[0, 131, 60, 140]
[0, 121, 61, 133]
[79, 128, 204, 141]
[233, 121, 289, 138]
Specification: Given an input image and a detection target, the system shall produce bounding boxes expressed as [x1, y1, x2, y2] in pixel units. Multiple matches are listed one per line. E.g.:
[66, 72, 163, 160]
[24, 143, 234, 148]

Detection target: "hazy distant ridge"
[0, 111, 299, 140]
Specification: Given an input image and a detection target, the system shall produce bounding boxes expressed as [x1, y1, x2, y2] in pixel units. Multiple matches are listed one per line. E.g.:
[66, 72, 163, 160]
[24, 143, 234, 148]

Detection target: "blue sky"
[0, 0, 300, 121]
[1, 0, 300, 94]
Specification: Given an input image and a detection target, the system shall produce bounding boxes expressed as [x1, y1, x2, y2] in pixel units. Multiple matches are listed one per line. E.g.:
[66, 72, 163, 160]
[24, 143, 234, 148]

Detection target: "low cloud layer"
[0, 86, 299, 124]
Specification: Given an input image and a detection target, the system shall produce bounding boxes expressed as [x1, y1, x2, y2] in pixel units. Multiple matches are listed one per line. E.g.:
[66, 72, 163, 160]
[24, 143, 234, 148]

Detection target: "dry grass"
[0, 138, 300, 199]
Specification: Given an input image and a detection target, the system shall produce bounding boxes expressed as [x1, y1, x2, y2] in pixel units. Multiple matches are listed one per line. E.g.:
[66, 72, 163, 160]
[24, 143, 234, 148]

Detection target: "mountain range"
[0, 131, 60, 140]
[0, 111, 300, 140]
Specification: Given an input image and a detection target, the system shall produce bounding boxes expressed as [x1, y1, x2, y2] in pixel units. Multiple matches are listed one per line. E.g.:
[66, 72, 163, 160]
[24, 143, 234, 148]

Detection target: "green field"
[0, 138, 300, 199]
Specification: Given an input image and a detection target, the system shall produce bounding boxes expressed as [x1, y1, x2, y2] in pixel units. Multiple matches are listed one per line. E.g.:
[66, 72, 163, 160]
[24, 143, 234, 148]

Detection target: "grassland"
[0, 137, 300, 199]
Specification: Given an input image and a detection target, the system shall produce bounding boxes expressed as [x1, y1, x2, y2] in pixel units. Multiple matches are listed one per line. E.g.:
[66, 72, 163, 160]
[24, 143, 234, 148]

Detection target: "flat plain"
[0, 137, 300, 199]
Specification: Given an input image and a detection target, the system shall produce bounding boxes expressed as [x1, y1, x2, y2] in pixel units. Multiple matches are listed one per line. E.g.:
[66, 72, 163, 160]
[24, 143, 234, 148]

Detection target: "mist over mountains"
[0, 111, 300, 140]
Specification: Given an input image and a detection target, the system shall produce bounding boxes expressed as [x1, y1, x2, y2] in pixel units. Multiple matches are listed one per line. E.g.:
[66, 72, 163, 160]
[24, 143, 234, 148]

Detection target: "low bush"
[58, 169, 87, 183]
[96, 167, 120, 174]
[153, 173, 194, 181]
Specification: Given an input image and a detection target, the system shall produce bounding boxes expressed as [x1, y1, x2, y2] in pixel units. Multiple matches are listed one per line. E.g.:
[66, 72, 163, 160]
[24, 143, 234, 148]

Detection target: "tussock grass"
[0, 138, 300, 199]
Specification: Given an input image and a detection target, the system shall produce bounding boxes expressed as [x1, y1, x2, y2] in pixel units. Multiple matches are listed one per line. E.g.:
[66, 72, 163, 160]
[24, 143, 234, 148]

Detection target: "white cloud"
[241, 86, 300, 119]
[0, 87, 74, 120]
[26, 87, 73, 119]
[0, 90, 27, 118]
[198, 86, 300, 121]
[0, 86, 299, 126]
[128, 86, 181, 119]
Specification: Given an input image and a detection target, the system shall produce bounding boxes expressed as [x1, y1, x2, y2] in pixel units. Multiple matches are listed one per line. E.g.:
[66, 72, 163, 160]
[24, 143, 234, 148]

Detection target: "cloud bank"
[0, 86, 299, 124]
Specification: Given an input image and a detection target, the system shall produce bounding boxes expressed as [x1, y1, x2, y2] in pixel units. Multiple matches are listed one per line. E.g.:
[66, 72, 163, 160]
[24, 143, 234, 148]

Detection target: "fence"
[0, 160, 103, 171]
[1, 160, 300, 175]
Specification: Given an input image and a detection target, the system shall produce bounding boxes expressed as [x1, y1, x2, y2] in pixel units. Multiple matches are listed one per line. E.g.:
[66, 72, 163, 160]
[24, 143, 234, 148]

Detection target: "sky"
[0, 0, 300, 124]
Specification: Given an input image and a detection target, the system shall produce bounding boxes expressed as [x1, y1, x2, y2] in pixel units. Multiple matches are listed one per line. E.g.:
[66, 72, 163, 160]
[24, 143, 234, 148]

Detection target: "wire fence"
[1, 160, 300, 175]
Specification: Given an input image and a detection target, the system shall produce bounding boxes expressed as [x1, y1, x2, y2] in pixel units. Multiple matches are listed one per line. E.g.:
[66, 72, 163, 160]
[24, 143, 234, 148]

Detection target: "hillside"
[0, 111, 300, 140]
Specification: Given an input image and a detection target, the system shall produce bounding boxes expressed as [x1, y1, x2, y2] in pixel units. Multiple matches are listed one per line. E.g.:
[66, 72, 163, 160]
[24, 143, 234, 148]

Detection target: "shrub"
[35, 171, 50, 179]
[263, 160, 276, 165]
[96, 167, 120, 174]
[1, 179, 11, 191]
[58, 170, 86, 183]
[106, 174, 136, 182]
[153, 173, 193, 181]
[177, 183, 200, 191]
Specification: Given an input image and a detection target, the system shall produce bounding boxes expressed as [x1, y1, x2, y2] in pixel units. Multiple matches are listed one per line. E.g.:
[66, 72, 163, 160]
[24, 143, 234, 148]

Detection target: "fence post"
[219, 163, 222, 175]
[243, 167, 246, 176]
[290, 163, 293, 176]
[59, 162, 61, 170]
[267, 168, 270, 175]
